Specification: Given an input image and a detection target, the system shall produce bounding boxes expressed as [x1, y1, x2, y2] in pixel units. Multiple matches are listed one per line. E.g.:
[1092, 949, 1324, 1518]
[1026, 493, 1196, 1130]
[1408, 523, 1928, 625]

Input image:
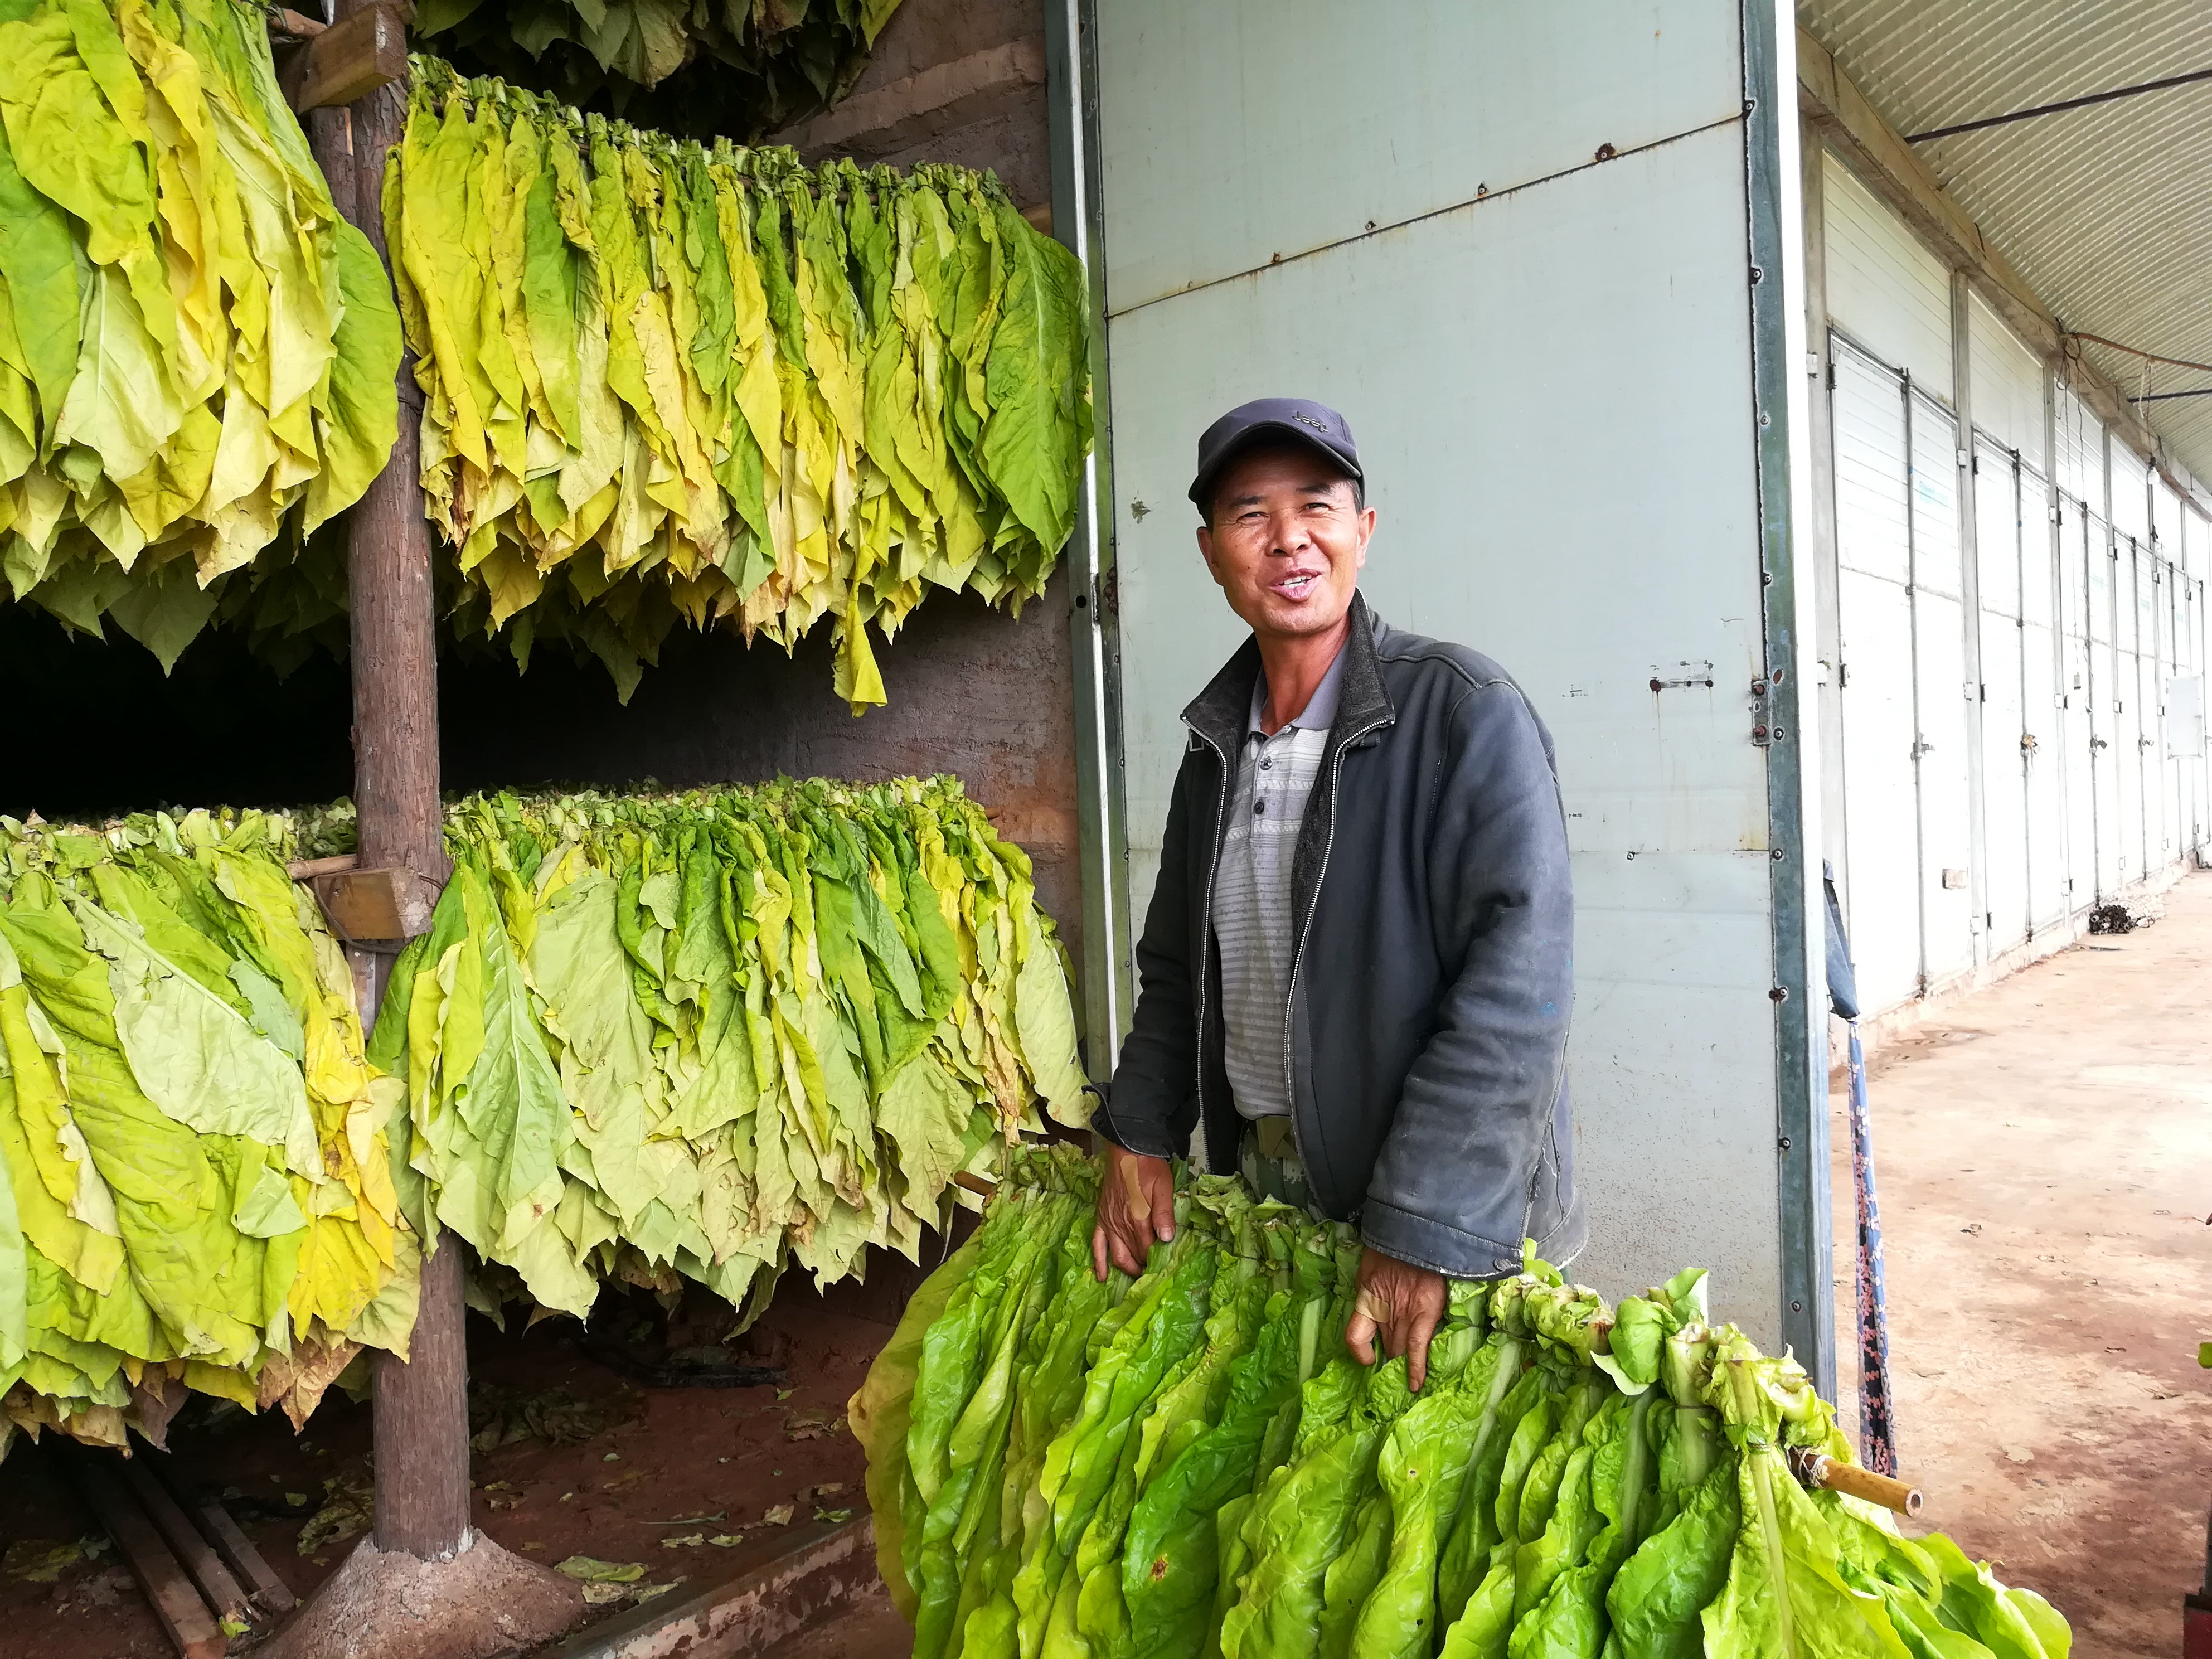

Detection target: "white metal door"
[2143, 546, 2173, 870]
[1972, 438, 2028, 951]
[2058, 499, 2098, 911]
[1910, 390, 1974, 984]
[2087, 517, 2123, 896]
[2116, 538, 2145, 885]
[1832, 340, 1922, 1011]
[2021, 463, 2067, 932]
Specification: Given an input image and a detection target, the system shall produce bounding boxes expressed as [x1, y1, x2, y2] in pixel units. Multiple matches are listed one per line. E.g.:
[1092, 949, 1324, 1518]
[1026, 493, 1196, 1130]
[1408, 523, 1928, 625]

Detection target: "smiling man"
[1090, 397, 1583, 1389]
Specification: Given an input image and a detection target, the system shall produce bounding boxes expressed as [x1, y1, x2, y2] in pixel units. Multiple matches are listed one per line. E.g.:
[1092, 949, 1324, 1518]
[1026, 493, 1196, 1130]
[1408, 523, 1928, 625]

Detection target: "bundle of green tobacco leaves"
[367, 779, 1092, 1329]
[0, 808, 419, 1459]
[411, 0, 905, 140]
[0, 0, 400, 671]
[854, 1162, 2075, 1659]
[386, 60, 1090, 706]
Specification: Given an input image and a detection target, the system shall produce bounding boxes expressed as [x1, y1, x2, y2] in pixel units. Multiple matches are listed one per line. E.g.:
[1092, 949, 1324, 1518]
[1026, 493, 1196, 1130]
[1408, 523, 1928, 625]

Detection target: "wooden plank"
[192, 1497, 296, 1614]
[269, 7, 325, 37]
[280, 2, 406, 114]
[118, 1457, 250, 1626]
[311, 866, 438, 941]
[137, 1450, 300, 1617]
[287, 852, 360, 881]
[71, 1453, 227, 1659]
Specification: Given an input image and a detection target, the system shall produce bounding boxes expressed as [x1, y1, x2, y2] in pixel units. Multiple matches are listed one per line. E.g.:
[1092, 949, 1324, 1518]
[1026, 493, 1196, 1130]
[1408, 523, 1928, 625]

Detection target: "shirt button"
[1260, 756, 1272, 770]
[1253, 799, 1265, 816]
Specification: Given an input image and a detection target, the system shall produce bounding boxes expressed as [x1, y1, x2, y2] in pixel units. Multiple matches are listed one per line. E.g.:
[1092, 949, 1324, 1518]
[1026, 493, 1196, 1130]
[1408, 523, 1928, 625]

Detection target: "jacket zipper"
[1191, 727, 1234, 1142]
[1280, 712, 1393, 1184]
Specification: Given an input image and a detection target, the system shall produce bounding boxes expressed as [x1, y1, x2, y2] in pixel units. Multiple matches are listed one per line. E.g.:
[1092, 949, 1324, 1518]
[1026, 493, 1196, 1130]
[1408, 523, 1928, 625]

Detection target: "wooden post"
[273, 30, 581, 1659]
[307, 59, 470, 1564]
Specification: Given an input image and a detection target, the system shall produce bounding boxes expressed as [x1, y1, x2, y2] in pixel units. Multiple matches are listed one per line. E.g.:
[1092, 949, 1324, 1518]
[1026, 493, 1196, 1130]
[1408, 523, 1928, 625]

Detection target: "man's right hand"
[1093, 1139, 1175, 1280]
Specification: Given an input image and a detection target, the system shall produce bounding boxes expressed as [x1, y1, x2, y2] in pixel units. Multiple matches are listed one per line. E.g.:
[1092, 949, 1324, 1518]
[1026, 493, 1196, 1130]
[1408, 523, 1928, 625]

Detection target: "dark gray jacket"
[1094, 593, 1585, 1279]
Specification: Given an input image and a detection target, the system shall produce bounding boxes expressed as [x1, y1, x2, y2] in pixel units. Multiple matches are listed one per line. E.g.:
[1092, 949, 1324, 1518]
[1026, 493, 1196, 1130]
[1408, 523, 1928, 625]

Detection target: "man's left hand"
[1345, 1246, 1449, 1391]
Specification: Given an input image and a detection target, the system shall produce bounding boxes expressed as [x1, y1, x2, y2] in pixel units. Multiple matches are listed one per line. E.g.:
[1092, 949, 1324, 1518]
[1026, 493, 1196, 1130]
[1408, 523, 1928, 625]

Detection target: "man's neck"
[1254, 613, 1353, 736]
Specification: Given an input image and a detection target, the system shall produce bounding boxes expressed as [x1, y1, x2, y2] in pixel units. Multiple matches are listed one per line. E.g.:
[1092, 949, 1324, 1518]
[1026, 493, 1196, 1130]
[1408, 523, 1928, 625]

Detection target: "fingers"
[1148, 1175, 1176, 1245]
[1405, 1303, 1441, 1393]
[1091, 1221, 1110, 1283]
[1344, 1307, 1379, 1367]
[1113, 1226, 1146, 1277]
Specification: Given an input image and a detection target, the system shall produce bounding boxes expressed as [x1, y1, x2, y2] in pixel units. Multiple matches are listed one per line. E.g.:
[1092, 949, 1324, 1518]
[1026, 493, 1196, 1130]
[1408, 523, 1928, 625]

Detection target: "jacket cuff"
[1361, 1199, 1590, 1282]
[1086, 1083, 1180, 1160]
[1360, 1200, 1528, 1280]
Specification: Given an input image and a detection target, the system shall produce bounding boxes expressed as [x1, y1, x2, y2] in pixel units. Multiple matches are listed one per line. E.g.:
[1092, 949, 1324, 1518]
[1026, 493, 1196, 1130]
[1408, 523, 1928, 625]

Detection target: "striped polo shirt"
[1214, 644, 1347, 1122]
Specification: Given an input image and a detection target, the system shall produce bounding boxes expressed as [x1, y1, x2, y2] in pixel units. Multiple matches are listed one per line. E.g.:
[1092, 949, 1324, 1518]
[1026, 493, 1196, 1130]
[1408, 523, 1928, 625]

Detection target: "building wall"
[1810, 145, 2211, 1018]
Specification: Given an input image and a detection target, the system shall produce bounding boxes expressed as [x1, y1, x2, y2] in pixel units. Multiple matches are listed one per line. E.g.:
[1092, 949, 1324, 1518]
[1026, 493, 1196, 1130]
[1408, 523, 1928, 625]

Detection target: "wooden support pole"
[308, 56, 470, 1564]
[264, 29, 583, 1659]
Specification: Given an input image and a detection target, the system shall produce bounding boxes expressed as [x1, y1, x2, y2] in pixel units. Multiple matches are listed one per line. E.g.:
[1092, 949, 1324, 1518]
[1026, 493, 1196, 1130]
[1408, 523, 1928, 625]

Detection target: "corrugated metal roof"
[1798, 1, 2212, 495]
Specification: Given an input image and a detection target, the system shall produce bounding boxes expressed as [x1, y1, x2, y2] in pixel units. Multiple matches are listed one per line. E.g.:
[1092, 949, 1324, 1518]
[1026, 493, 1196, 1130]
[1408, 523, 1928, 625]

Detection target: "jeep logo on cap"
[1291, 410, 1330, 433]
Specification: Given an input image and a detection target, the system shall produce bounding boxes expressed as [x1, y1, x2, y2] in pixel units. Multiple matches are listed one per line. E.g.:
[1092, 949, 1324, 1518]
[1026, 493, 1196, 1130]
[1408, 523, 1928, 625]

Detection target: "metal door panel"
[1914, 588, 1975, 982]
[2143, 548, 2172, 870]
[2020, 465, 2067, 932]
[1909, 395, 1971, 982]
[2022, 614, 2067, 929]
[1967, 293, 2045, 474]
[2058, 503, 2098, 911]
[2114, 541, 2143, 886]
[1838, 564, 1922, 1010]
[1832, 343, 1909, 584]
[2111, 446, 2150, 545]
[2085, 518, 2123, 896]
[1973, 440, 2026, 951]
[1822, 158, 1953, 400]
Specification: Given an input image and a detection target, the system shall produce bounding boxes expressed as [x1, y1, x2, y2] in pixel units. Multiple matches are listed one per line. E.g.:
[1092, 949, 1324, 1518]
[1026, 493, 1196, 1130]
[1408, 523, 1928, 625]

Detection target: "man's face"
[1196, 444, 1375, 643]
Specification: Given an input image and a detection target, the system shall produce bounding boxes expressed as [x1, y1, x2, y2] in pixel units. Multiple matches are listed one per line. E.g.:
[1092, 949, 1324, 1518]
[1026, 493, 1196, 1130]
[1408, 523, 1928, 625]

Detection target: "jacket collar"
[1183, 590, 1396, 755]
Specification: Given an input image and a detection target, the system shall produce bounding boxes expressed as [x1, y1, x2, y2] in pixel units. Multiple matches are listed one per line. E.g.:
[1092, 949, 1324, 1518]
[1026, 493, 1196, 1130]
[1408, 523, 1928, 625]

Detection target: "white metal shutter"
[2020, 462, 2068, 931]
[2086, 515, 2124, 896]
[2116, 537, 2146, 882]
[2058, 501, 2099, 909]
[1967, 293, 2046, 475]
[1822, 154, 1953, 400]
[2054, 387, 2104, 516]
[1973, 439, 2029, 951]
[1831, 337, 1923, 1011]
[2111, 444, 2150, 545]
[1910, 390, 1975, 985]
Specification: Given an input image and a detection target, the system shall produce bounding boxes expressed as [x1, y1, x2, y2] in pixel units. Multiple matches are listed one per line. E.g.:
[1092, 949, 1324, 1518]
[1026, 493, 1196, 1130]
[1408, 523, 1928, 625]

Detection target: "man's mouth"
[1270, 572, 1321, 598]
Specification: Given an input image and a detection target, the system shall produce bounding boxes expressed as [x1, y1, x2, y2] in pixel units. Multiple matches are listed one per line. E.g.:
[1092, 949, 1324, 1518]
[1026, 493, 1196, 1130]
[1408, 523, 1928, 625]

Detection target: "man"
[1090, 397, 1582, 1390]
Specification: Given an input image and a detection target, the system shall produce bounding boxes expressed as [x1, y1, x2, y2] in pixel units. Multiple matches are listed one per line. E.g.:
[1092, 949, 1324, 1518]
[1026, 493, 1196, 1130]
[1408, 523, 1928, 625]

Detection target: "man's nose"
[1269, 513, 1311, 555]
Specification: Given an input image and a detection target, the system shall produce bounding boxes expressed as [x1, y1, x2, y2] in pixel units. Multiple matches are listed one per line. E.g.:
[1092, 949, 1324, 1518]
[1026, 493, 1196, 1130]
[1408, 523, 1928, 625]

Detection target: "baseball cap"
[1187, 397, 1363, 510]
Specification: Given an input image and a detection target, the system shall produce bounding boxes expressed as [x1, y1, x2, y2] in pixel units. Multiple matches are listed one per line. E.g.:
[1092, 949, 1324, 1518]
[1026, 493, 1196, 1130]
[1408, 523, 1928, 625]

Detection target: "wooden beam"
[280, 2, 406, 114]
[287, 852, 360, 881]
[1795, 25, 2170, 470]
[309, 866, 439, 942]
[117, 1458, 251, 1629]
[71, 1453, 227, 1659]
[139, 1451, 299, 1617]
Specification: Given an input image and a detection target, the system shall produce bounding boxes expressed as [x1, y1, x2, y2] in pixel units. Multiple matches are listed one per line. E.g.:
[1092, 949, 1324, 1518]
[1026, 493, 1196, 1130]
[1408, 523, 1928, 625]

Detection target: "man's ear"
[1196, 523, 1225, 587]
